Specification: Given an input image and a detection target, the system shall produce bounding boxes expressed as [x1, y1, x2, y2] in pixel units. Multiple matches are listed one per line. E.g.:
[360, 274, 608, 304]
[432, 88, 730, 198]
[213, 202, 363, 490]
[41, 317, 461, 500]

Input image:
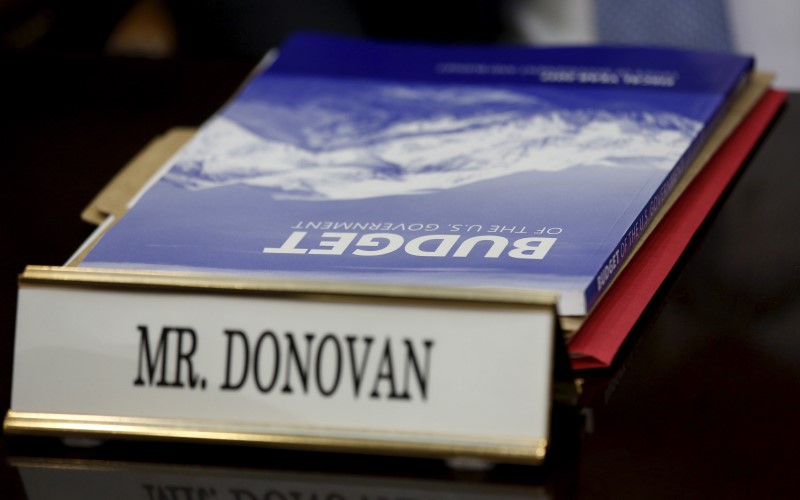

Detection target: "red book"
[569, 89, 787, 370]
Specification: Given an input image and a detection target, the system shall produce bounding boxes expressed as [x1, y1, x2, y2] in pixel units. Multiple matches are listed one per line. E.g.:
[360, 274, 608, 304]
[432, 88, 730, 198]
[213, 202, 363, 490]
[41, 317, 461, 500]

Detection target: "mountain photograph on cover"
[165, 76, 702, 200]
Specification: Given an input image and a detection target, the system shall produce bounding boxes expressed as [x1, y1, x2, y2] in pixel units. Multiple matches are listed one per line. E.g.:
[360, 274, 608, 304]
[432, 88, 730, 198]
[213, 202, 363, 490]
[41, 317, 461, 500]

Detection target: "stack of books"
[6, 33, 781, 465]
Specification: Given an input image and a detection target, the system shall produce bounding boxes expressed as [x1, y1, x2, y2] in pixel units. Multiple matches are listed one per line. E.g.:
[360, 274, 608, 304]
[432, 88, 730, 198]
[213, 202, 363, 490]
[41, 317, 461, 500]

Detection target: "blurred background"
[1, 0, 798, 89]
[2, 3, 799, 499]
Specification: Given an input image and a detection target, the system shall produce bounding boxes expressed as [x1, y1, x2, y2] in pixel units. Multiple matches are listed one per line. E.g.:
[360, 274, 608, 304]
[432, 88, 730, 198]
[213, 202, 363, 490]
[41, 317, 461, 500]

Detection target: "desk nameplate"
[7, 266, 566, 465]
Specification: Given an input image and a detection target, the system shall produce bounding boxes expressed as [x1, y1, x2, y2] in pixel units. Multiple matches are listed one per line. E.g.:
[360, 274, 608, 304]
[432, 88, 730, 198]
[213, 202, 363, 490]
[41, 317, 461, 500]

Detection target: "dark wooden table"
[2, 51, 799, 499]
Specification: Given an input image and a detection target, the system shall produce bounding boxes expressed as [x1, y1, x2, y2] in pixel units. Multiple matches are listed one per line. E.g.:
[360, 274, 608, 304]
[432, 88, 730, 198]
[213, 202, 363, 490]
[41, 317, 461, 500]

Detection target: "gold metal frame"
[4, 411, 548, 465]
[19, 265, 558, 308]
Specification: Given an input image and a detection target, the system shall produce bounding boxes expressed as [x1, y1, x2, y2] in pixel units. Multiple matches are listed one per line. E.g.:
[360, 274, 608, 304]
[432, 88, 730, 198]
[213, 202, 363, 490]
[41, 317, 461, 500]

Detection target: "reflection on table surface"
[6, 434, 582, 500]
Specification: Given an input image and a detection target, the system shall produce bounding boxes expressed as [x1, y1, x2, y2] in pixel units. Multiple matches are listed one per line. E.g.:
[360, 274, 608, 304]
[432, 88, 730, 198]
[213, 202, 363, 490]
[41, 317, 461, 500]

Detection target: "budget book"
[76, 33, 752, 315]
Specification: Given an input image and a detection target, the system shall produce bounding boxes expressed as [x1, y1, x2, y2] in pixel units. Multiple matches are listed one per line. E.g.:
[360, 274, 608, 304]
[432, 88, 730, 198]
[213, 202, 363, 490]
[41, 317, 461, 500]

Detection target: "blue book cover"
[79, 33, 753, 315]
